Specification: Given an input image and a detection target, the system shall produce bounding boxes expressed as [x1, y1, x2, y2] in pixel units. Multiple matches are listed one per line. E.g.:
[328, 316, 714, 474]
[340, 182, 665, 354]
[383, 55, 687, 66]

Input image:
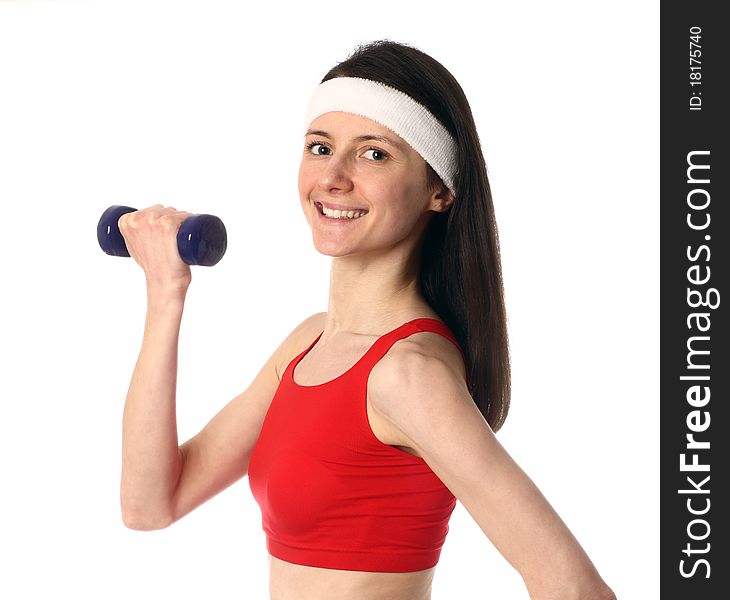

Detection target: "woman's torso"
[262, 311, 462, 600]
[269, 554, 435, 600]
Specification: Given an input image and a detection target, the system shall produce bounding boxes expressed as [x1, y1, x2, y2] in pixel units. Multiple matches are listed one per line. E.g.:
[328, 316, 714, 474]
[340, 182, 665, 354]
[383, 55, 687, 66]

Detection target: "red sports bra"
[247, 317, 469, 572]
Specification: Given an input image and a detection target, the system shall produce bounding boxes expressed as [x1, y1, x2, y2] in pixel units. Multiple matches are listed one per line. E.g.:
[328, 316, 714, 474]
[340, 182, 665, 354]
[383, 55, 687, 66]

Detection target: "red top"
[247, 317, 469, 572]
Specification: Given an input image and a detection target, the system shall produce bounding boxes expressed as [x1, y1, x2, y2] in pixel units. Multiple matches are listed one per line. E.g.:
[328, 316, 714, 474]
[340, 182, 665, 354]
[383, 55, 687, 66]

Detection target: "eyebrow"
[304, 129, 404, 151]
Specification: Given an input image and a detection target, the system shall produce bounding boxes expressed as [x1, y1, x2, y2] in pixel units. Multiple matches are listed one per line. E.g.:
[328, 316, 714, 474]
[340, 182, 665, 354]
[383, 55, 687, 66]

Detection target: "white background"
[0, 1, 658, 598]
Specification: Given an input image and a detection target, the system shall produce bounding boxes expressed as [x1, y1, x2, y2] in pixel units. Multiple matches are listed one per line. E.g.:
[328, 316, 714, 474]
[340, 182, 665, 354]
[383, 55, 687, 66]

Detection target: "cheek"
[298, 163, 313, 201]
[383, 179, 425, 217]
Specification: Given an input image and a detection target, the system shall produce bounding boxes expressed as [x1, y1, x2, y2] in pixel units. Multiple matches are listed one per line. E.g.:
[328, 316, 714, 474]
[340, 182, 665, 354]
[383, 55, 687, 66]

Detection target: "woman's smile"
[314, 200, 369, 223]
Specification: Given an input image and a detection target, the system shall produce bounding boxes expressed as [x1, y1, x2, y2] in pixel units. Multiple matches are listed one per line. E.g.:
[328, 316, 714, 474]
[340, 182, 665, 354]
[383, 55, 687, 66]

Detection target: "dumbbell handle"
[97, 205, 227, 267]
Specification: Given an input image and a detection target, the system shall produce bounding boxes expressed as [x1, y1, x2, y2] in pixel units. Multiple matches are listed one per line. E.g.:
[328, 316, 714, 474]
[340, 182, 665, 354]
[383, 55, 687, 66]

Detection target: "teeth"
[320, 204, 366, 219]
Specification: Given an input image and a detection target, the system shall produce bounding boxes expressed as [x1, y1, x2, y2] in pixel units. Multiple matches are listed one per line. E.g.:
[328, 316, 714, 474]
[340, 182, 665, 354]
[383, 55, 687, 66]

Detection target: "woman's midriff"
[268, 554, 436, 600]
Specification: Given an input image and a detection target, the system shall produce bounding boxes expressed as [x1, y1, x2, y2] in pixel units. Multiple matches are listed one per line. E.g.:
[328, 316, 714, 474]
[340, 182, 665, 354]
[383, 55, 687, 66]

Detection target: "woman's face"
[298, 111, 450, 258]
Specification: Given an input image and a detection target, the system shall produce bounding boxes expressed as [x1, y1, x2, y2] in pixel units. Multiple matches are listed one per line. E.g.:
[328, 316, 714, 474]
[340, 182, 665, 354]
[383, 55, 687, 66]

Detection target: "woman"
[119, 40, 617, 600]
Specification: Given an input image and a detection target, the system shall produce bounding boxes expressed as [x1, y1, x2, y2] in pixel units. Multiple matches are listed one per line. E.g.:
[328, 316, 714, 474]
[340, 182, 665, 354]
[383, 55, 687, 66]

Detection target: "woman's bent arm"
[120, 284, 188, 530]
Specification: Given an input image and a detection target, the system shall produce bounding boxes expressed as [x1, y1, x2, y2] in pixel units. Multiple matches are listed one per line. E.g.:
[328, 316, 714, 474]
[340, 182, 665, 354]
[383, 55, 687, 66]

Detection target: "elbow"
[527, 577, 617, 600]
[121, 508, 172, 531]
[579, 578, 617, 600]
[597, 584, 617, 600]
[120, 487, 176, 531]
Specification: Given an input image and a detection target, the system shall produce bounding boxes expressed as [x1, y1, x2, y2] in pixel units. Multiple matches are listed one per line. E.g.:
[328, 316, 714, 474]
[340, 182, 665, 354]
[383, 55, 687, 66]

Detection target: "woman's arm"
[120, 284, 188, 530]
[120, 302, 327, 530]
[116, 205, 193, 529]
[369, 333, 617, 600]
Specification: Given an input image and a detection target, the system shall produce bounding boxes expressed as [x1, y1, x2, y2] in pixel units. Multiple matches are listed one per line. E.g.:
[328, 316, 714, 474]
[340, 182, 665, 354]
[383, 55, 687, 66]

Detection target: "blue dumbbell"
[97, 205, 227, 267]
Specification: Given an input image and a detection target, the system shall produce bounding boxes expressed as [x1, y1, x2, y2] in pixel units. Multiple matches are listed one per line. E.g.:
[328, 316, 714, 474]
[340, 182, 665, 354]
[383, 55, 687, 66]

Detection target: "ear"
[429, 184, 456, 213]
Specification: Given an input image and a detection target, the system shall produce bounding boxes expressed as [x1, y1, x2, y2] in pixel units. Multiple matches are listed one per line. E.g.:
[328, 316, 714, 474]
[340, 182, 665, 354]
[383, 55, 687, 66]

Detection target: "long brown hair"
[321, 39, 511, 432]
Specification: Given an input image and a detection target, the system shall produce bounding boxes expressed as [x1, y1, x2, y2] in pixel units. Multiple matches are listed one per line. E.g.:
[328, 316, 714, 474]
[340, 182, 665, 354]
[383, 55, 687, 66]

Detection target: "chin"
[309, 232, 366, 258]
[311, 240, 353, 258]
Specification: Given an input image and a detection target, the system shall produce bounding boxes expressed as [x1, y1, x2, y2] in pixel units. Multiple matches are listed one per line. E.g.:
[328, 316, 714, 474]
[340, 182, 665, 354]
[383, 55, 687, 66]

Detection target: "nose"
[316, 152, 354, 194]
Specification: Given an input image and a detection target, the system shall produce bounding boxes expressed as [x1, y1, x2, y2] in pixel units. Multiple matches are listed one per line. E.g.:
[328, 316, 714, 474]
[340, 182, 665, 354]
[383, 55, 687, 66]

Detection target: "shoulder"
[368, 327, 480, 466]
[368, 328, 468, 421]
[273, 311, 327, 380]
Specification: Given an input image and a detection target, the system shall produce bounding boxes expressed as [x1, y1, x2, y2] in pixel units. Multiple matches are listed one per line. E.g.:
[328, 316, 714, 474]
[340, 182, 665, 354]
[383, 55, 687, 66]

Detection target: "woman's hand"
[118, 204, 193, 292]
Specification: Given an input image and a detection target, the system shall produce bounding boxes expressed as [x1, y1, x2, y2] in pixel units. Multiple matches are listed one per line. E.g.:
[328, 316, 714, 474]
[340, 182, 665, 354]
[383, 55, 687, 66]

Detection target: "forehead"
[306, 111, 411, 153]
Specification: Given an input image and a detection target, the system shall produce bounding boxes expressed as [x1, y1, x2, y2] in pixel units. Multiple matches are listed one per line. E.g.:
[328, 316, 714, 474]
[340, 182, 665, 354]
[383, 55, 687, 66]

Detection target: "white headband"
[303, 77, 457, 196]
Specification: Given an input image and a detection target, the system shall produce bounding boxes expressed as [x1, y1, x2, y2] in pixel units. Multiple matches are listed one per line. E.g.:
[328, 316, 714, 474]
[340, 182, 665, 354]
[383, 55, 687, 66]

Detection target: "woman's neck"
[320, 253, 432, 340]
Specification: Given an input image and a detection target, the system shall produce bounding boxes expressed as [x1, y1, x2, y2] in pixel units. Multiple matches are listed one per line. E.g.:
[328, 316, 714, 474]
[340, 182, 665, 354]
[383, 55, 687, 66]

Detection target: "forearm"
[120, 286, 187, 529]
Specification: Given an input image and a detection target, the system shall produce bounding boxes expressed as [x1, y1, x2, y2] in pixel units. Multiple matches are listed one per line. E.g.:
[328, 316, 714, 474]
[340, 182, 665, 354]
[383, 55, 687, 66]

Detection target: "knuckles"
[119, 206, 185, 232]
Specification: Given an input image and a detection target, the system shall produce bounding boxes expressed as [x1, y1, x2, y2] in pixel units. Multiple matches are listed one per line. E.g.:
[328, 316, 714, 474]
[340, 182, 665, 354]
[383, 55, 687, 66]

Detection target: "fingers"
[116, 204, 193, 286]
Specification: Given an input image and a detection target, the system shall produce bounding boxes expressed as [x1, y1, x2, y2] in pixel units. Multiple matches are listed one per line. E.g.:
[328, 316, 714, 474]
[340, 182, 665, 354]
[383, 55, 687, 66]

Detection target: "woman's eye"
[307, 142, 330, 156]
[363, 148, 387, 161]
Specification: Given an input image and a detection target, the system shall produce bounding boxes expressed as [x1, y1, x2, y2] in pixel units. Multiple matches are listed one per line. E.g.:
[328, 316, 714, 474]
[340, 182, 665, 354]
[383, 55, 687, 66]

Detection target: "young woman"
[119, 40, 617, 600]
